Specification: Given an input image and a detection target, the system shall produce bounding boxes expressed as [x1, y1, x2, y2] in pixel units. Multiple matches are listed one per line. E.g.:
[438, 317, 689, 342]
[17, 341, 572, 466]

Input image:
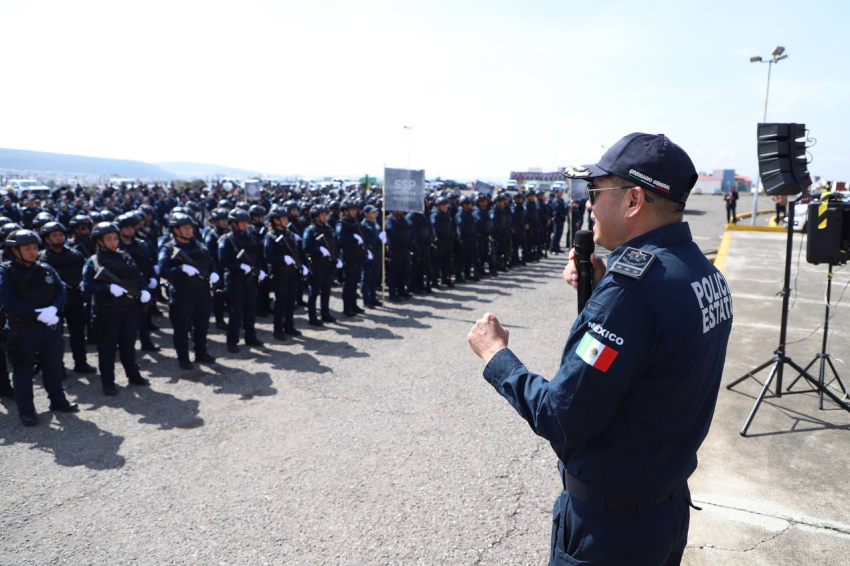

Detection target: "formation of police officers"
[0, 181, 577, 426]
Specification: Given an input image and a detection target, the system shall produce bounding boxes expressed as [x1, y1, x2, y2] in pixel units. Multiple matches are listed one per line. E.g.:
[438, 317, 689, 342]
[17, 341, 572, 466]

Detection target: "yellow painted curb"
[725, 224, 786, 232]
[714, 231, 732, 272]
[734, 208, 776, 221]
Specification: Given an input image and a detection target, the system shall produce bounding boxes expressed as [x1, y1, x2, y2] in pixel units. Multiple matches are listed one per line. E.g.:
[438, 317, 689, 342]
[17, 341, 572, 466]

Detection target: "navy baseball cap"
[563, 133, 697, 203]
[362, 204, 377, 213]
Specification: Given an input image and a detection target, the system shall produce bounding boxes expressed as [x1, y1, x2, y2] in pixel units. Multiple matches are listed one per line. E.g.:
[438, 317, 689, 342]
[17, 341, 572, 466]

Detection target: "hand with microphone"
[563, 229, 606, 312]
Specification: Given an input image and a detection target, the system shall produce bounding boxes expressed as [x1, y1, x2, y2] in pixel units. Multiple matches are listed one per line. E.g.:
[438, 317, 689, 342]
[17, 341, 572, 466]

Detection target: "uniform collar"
[607, 222, 692, 268]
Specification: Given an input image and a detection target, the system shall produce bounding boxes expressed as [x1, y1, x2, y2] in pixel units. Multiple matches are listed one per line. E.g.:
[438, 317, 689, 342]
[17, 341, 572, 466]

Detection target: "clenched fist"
[467, 312, 509, 364]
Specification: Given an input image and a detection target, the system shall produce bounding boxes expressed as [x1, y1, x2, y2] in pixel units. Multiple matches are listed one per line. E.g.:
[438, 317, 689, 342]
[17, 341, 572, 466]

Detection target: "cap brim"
[562, 163, 609, 179]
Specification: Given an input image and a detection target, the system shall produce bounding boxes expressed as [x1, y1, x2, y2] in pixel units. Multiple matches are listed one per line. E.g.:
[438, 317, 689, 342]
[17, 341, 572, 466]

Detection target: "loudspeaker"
[806, 199, 850, 265]
[757, 123, 812, 195]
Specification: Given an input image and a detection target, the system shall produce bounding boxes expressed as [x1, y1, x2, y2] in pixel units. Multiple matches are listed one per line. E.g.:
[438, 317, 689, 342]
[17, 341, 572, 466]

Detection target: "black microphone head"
[574, 230, 594, 254]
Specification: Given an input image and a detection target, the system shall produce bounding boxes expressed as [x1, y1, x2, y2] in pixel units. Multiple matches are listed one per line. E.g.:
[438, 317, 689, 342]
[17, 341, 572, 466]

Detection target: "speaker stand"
[726, 200, 850, 436]
[785, 263, 849, 408]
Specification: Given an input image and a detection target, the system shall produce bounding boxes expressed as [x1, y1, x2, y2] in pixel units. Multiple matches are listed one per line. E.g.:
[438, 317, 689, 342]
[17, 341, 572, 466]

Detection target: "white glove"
[209, 272, 220, 284]
[35, 306, 58, 325]
[367, 250, 374, 261]
[148, 277, 158, 289]
[336, 259, 343, 269]
[293, 233, 302, 242]
[181, 264, 200, 277]
[354, 234, 363, 244]
[301, 265, 309, 276]
[154, 265, 161, 276]
[109, 284, 128, 297]
[140, 290, 151, 304]
[259, 270, 267, 282]
[240, 263, 252, 275]
[379, 231, 387, 244]
[44, 313, 60, 326]
[319, 246, 330, 257]
[284, 255, 296, 266]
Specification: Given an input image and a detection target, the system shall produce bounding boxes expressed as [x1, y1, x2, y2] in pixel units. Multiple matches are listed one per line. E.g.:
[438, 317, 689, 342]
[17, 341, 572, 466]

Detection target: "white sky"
[1, 0, 848, 182]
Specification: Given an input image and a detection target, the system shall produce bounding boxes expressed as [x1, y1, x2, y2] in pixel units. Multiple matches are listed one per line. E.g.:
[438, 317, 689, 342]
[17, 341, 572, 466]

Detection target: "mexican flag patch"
[576, 333, 619, 372]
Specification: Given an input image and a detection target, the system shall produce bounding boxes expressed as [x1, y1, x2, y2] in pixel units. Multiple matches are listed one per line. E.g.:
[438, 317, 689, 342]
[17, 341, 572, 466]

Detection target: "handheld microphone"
[574, 230, 594, 313]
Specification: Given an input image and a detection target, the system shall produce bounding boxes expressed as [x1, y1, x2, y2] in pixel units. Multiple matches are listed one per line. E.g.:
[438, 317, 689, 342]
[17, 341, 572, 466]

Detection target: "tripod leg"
[741, 362, 780, 437]
[819, 355, 827, 410]
[785, 357, 818, 392]
[727, 358, 775, 391]
[787, 359, 850, 413]
[824, 357, 847, 395]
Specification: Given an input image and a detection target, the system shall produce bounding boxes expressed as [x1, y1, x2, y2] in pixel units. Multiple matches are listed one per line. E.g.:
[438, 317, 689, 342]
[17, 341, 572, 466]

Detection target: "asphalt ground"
[1, 194, 848, 565]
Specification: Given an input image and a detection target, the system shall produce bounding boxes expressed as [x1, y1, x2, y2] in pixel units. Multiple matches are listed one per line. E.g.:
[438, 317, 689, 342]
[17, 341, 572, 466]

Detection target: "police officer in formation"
[158, 213, 217, 369]
[0, 230, 77, 425]
[302, 204, 339, 325]
[264, 205, 305, 339]
[38, 221, 97, 374]
[82, 222, 152, 396]
[0, 179, 557, 426]
[218, 209, 265, 352]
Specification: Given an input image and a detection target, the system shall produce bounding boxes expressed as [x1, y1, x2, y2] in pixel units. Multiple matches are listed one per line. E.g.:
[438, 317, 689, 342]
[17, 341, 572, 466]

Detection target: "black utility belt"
[10, 320, 50, 331]
[564, 471, 672, 511]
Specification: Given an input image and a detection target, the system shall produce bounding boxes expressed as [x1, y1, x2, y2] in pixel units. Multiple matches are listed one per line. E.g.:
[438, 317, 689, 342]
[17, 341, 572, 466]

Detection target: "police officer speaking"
[467, 133, 733, 565]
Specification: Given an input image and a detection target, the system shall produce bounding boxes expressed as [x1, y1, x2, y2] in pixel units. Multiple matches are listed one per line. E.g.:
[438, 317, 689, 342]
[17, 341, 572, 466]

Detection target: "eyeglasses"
[586, 181, 653, 205]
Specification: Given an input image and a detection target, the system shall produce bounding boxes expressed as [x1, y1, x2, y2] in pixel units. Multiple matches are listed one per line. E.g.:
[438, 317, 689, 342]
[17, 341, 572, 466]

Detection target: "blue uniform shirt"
[482, 222, 732, 500]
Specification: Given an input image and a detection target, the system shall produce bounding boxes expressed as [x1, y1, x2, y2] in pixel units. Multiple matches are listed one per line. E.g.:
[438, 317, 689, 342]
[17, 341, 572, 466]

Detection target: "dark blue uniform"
[0, 259, 70, 417]
[218, 229, 263, 347]
[119, 236, 158, 350]
[482, 223, 733, 565]
[472, 206, 496, 277]
[158, 239, 216, 363]
[430, 208, 455, 286]
[385, 213, 413, 298]
[336, 216, 366, 313]
[549, 196, 567, 253]
[360, 217, 383, 306]
[204, 226, 228, 328]
[454, 209, 477, 282]
[302, 221, 338, 322]
[265, 228, 302, 334]
[38, 244, 91, 370]
[406, 210, 433, 292]
[82, 248, 146, 390]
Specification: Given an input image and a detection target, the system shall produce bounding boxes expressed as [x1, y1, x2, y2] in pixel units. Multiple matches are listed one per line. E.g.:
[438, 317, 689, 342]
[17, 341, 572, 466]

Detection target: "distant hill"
[156, 161, 263, 179]
[0, 148, 176, 179]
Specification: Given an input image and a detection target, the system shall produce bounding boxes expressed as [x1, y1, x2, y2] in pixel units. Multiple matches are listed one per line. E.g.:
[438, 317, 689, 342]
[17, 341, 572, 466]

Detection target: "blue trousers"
[170, 288, 212, 361]
[550, 486, 690, 565]
[388, 249, 411, 295]
[226, 276, 258, 346]
[273, 275, 298, 333]
[308, 265, 334, 319]
[551, 221, 565, 251]
[361, 259, 381, 305]
[342, 259, 363, 311]
[96, 305, 141, 385]
[63, 291, 89, 366]
[9, 326, 68, 415]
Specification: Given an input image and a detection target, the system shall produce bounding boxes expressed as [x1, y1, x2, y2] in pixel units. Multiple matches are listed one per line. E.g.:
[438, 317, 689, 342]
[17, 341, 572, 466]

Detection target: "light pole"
[749, 46, 789, 225]
[404, 125, 412, 169]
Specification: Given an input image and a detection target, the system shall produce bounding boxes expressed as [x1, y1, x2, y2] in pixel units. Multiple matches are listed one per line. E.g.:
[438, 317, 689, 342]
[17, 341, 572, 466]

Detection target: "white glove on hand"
[259, 270, 267, 282]
[284, 255, 296, 266]
[181, 264, 200, 277]
[379, 231, 387, 244]
[354, 234, 363, 244]
[336, 259, 343, 269]
[35, 306, 58, 325]
[301, 265, 309, 276]
[293, 233, 302, 242]
[140, 290, 151, 304]
[240, 263, 252, 275]
[154, 265, 161, 276]
[319, 246, 330, 257]
[367, 250, 374, 261]
[109, 284, 128, 297]
[148, 277, 158, 289]
[209, 272, 220, 284]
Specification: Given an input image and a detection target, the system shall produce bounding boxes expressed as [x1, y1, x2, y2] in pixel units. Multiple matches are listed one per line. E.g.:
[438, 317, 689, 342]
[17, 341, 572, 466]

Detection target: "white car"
[5, 179, 51, 199]
[785, 192, 850, 232]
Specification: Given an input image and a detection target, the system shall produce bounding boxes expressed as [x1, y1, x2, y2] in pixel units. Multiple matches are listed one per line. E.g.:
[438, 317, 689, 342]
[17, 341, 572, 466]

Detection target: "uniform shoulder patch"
[609, 247, 656, 280]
